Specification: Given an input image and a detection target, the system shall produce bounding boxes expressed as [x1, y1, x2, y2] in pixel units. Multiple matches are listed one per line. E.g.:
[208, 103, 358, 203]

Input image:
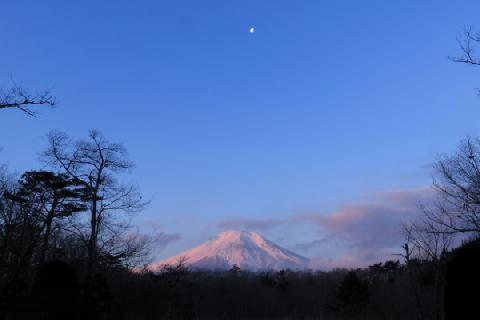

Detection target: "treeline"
[106, 259, 446, 320]
[1, 234, 476, 320]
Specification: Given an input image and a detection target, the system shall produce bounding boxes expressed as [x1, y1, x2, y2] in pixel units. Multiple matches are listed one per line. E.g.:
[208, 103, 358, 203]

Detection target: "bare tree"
[402, 215, 454, 262]
[98, 227, 155, 270]
[451, 27, 480, 67]
[401, 211, 456, 320]
[42, 130, 147, 275]
[0, 170, 18, 280]
[0, 84, 55, 116]
[451, 27, 480, 96]
[428, 137, 480, 235]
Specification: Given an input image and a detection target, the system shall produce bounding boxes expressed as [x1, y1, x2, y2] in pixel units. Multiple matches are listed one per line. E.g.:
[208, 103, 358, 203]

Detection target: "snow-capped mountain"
[149, 230, 310, 272]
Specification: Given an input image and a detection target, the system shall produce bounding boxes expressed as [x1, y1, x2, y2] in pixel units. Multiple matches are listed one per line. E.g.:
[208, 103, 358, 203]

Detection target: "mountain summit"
[150, 230, 310, 272]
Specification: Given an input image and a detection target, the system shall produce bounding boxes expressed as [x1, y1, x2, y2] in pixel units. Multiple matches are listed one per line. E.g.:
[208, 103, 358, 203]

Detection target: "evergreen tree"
[337, 271, 370, 313]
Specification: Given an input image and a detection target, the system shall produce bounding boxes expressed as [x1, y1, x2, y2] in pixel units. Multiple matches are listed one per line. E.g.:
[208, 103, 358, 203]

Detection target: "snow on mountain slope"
[149, 230, 310, 272]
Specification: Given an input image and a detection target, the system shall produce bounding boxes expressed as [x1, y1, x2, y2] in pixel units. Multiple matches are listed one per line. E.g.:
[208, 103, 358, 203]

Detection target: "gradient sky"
[1, 0, 480, 268]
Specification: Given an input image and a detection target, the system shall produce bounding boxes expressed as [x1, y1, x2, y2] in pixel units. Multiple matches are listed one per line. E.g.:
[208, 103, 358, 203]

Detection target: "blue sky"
[1, 0, 480, 267]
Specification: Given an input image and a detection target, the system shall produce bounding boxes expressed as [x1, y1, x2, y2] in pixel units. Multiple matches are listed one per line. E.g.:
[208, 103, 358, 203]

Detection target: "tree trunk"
[39, 215, 53, 265]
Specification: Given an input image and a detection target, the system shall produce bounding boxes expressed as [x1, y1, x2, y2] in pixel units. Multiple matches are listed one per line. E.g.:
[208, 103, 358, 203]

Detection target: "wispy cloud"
[295, 188, 435, 268]
[294, 237, 331, 252]
[153, 232, 182, 250]
[308, 249, 397, 270]
[218, 217, 286, 232]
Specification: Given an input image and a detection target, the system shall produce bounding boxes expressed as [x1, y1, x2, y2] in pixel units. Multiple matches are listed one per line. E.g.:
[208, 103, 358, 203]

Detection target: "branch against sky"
[430, 137, 480, 234]
[451, 27, 480, 67]
[0, 83, 55, 116]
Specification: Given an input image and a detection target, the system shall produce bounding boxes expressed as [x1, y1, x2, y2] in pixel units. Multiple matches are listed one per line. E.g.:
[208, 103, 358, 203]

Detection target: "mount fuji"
[149, 230, 310, 272]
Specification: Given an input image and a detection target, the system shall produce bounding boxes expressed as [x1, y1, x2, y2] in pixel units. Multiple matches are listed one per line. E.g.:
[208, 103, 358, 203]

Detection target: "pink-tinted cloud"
[295, 188, 436, 268]
[218, 217, 286, 232]
[308, 248, 398, 270]
[309, 256, 367, 270]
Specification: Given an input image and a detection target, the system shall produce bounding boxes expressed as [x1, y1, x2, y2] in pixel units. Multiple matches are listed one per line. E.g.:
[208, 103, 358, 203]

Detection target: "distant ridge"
[150, 230, 310, 272]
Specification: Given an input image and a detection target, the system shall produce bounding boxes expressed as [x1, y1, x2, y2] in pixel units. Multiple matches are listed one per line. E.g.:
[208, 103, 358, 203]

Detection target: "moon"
[249, 27, 255, 33]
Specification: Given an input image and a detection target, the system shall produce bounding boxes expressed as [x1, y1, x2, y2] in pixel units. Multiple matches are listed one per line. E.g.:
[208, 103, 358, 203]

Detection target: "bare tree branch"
[450, 27, 480, 66]
[0, 84, 55, 116]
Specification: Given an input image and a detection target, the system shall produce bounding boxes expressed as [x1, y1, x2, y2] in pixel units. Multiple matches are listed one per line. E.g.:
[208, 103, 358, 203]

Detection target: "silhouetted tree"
[416, 137, 480, 235]
[42, 130, 147, 318]
[0, 172, 24, 294]
[229, 264, 241, 276]
[0, 171, 83, 300]
[6, 171, 86, 264]
[444, 237, 480, 320]
[32, 260, 80, 320]
[337, 271, 370, 315]
[43, 130, 147, 275]
[0, 84, 55, 116]
[403, 218, 453, 262]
